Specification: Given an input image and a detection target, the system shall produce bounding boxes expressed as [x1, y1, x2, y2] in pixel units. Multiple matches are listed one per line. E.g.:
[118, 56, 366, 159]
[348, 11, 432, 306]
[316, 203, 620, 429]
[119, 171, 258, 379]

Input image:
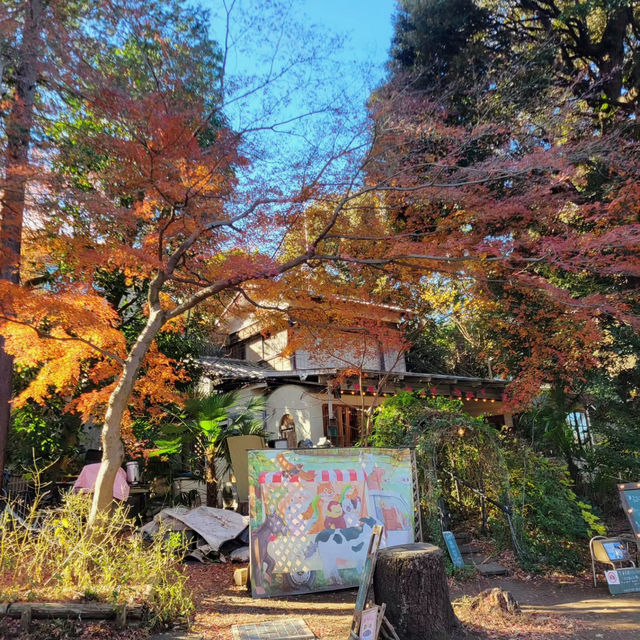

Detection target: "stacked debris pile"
[140, 506, 249, 563]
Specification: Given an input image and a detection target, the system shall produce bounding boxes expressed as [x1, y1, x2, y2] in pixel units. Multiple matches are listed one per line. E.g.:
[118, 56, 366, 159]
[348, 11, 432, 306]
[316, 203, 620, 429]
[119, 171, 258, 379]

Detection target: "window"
[228, 340, 246, 360]
[567, 411, 591, 446]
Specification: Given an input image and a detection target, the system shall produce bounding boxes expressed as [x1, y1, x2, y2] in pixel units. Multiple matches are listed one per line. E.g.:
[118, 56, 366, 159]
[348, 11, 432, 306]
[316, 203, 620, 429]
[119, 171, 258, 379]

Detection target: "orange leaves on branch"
[0, 281, 125, 406]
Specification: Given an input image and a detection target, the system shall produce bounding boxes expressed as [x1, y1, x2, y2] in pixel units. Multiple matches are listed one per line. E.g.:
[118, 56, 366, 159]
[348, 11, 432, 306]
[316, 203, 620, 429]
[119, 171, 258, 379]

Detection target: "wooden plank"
[379, 616, 400, 640]
[0, 602, 144, 620]
[350, 525, 384, 639]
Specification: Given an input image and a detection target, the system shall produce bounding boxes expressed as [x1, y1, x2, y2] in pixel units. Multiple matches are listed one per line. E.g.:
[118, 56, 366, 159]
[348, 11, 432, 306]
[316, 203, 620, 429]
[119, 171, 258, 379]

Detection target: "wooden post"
[115, 604, 127, 629]
[19, 607, 31, 632]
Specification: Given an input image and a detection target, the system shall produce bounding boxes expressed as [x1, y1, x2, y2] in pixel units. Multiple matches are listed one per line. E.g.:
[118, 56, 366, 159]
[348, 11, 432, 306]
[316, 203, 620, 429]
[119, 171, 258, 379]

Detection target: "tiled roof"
[199, 357, 274, 380]
[199, 357, 506, 387]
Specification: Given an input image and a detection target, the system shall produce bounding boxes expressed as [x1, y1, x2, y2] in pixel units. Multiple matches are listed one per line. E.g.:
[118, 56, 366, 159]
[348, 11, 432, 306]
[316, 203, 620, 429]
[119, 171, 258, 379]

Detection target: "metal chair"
[590, 536, 636, 586]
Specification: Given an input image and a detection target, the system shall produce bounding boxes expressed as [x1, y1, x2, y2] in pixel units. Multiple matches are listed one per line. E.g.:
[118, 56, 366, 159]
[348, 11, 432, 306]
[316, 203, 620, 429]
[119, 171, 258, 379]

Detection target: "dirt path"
[452, 576, 640, 640]
[187, 565, 640, 640]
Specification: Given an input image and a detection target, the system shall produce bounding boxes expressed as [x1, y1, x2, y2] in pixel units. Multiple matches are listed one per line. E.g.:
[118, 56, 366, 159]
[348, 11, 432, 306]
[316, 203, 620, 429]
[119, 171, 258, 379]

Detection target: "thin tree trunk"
[0, 344, 12, 491]
[0, 0, 45, 492]
[205, 450, 219, 508]
[89, 308, 164, 522]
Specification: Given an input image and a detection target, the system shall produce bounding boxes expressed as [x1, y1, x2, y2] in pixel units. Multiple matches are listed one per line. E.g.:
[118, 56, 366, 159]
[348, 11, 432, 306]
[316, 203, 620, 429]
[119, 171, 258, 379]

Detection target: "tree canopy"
[1, 0, 639, 519]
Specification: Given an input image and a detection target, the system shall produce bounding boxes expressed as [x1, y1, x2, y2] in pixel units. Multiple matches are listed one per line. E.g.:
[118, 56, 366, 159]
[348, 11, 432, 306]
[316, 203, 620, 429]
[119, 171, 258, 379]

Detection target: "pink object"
[73, 463, 130, 501]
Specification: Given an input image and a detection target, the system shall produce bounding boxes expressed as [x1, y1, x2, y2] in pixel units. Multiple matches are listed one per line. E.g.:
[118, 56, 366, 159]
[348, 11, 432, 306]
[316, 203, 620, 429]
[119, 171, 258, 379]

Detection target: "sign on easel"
[618, 483, 640, 540]
[359, 605, 385, 640]
[442, 531, 465, 568]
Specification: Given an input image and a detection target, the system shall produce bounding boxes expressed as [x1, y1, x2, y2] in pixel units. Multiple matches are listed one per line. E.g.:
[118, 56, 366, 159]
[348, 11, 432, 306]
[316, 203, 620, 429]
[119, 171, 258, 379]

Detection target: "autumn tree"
[0, 0, 228, 484]
[377, 0, 640, 405]
[391, 0, 640, 115]
[0, 0, 46, 492]
[0, 0, 383, 519]
[2, 0, 639, 523]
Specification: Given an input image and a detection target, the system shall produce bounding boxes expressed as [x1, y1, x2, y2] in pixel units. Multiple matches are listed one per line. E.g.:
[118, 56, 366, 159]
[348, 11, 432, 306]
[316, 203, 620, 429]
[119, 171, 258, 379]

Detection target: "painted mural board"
[248, 448, 415, 598]
[618, 482, 640, 541]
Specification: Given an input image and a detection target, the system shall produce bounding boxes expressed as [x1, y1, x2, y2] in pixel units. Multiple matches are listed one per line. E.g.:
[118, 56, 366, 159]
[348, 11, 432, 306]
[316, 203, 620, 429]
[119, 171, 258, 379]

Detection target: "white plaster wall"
[383, 349, 407, 372]
[295, 347, 406, 372]
[245, 330, 290, 370]
[264, 384, 325, 443]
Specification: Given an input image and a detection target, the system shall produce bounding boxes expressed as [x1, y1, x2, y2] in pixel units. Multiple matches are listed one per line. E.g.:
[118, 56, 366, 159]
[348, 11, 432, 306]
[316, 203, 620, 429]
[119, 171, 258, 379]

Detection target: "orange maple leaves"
[1, 279, 187, 448]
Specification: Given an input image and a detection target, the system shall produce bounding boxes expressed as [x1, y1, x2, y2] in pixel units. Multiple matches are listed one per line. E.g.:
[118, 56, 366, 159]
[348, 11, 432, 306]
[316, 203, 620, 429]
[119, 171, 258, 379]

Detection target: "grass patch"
[0, 491, 192, 626]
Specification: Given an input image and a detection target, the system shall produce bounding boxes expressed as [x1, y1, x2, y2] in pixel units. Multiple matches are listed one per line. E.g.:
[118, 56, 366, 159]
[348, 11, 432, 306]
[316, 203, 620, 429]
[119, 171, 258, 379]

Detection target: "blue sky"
[201, 0, 399, 207]
[299, 0, 397, 74]
[203, 0, 398, 119]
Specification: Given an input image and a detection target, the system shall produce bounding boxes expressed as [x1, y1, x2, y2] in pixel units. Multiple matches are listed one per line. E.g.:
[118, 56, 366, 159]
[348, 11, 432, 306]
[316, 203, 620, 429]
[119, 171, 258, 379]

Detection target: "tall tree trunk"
[0, 0, 45, 492]
[89, 308, 164, 522]
[205, 449, 219, 507]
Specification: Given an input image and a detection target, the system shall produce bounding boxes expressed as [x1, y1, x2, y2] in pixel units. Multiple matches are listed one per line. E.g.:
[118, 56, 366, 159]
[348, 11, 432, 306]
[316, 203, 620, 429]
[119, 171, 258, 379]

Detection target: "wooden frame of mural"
[248, 448, 416, 598]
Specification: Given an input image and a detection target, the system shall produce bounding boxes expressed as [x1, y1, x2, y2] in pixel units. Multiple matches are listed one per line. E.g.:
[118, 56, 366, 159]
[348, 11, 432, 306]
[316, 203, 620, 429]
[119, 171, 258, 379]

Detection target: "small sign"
[359, 606, 381, 640]
[443, 530, 465, 568]
[605, 570, 620, 585]
[606, 568, 640, 595]
[602, 541, 629, 561]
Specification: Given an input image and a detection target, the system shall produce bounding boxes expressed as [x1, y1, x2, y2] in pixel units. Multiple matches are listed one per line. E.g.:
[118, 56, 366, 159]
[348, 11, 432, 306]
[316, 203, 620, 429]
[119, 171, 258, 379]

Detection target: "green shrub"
[371, 392, 604, 571]
[498, 443, 605, 569]
[371, 392, 501, 545]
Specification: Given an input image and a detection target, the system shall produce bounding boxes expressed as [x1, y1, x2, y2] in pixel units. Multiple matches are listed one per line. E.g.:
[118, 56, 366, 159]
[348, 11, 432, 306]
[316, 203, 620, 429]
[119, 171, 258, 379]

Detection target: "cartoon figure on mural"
[251, 509, 289, 595]
[305, 482, 337, 534]
[342, 485, 363, 527]
[275, 452, 315, 481]
[324, 496, 347, 529]
[305, 516, 378, 584]
[249, 448, 415, 598]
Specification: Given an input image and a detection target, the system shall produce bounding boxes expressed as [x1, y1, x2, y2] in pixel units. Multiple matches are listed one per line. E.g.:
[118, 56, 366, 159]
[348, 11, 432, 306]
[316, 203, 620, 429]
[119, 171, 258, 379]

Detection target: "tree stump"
[373, 543, 461, 640]
[470, 588, 520, 615]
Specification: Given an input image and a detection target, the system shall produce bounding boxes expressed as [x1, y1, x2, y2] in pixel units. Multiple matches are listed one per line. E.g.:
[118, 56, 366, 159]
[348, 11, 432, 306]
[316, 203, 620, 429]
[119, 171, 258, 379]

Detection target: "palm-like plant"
[153, 392, 267, 506]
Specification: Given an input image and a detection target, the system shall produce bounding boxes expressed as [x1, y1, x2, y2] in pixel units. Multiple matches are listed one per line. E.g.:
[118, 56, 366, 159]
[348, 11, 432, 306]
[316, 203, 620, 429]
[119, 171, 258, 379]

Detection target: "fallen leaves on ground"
[186, 563, 355, 640]
[185, 563, 590, 640]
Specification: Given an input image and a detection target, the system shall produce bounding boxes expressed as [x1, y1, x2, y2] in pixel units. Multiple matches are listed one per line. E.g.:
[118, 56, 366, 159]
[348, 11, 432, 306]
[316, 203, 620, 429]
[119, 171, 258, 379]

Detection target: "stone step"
[453, 532, 472, 544]
[458, 543, 482, 554]
[475, 562, 509, 576]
